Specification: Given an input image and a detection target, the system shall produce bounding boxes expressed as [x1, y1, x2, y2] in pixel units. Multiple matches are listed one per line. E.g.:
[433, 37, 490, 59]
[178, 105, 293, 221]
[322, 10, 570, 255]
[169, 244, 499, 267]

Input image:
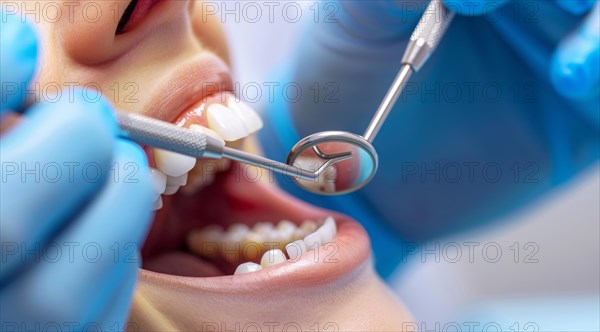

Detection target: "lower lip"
[140, 168, 371, 290]
[140, 214, 371, 291]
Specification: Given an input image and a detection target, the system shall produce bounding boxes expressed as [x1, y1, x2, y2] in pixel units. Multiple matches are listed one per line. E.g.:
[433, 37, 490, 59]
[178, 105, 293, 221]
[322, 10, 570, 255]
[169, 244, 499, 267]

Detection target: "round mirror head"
[286, 131, 378, 195]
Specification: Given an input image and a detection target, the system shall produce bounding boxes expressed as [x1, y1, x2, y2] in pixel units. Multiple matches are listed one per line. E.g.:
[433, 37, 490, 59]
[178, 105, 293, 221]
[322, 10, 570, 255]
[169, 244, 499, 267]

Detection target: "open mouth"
[142, 160, 370, 284]
[138, 55, 371, 289]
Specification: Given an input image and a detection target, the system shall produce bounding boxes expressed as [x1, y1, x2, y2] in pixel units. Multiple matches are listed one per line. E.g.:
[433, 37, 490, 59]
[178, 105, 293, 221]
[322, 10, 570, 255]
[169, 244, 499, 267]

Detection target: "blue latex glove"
[259, 0, 599, 277]
[1, 15, 154, 330]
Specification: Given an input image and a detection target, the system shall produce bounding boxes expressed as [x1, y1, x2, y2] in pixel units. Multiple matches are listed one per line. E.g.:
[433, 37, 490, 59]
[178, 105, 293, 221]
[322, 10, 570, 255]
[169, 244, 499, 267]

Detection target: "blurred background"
[220, 1, 599, 330]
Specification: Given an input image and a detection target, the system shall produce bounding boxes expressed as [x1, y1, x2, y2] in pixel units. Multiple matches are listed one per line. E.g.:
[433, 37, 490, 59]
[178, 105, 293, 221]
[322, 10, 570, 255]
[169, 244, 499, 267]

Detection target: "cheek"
[57, 1, 130, 64]
[192, 3, 230, 65]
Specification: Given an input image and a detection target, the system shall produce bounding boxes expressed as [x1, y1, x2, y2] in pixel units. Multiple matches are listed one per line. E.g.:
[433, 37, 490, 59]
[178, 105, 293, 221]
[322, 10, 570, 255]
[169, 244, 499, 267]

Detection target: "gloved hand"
[1, 15, 154, 329]
[259, 0, 599, 277]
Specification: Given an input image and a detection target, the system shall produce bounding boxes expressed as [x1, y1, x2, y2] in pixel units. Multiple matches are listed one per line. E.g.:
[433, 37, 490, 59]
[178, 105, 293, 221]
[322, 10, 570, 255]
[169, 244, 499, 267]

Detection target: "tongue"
[143, 252, 223, 277]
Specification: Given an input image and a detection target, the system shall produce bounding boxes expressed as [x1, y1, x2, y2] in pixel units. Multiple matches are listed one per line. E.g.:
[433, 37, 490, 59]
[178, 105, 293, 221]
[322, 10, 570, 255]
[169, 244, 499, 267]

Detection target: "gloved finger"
[443, 0, 509, 16]
[0, 12, 38, 112]
[551, 3, 600, 100]
[0, 91, 117, 283]
[97, 255, 141, 331]
[4, 140, 153, 324]
[554, 0, 596, 15]
[334, 0, 426, 41]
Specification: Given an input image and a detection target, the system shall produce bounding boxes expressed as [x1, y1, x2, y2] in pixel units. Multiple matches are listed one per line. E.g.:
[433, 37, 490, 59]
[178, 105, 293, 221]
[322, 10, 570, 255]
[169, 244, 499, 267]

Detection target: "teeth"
[241, 232, 266, 260]
[303, 231, 323, 251]
[234, 262, 263, 275]
[207, 103, 247, 141]
[292, 220, 317, 241]
[276, 220, 297, 238]
[181, 168, 216, 196]
[225, 223, 250, 243]
[187, 226, 224, 259]
[154, 149, 196, 177]
[186, 217, 337, 273]
[149, 168, 167, 200]
[285, 240, 307, 261]
[166, 173, 188, 187]
[300, 220, 318, 233]
[293, 156, 337, 193]
[152, 196, 163, 211]
[189, 124, 223, 142]
[163, 185, 179, 195]
[319, 216, 337, 243]
[260, 249, 286, 267]
[162, 174, 187, 196]
[252, 222, 274, 234]
[226, 96, 263, 134]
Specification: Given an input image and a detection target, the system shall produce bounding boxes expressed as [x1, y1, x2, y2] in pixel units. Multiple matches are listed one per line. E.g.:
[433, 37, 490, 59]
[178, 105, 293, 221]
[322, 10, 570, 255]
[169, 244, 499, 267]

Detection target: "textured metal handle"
[401, 0, 455, 71]
[115, 112, 224, 159]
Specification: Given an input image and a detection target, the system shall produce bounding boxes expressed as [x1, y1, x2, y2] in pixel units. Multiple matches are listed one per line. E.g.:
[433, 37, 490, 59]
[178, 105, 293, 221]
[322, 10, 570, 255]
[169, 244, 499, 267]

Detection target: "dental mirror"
[286, 131, 378, 195]
[285, 0, 454, 195]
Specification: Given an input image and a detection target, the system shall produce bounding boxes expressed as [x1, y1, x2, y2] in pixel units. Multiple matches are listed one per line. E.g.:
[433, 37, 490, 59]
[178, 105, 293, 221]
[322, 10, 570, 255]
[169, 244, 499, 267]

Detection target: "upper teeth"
[207, 98, 263, 142]
[149, 98, 263, 209]
[154, 149, 196, 177]
[149, 168, 167, 201]
[186, 216, 338, 275]
[226, 96, 263, 135]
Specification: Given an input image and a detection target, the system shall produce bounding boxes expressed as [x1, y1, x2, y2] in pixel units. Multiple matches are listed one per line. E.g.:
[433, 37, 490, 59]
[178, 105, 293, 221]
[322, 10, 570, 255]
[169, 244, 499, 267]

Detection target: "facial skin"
[18, 1, 412, 330]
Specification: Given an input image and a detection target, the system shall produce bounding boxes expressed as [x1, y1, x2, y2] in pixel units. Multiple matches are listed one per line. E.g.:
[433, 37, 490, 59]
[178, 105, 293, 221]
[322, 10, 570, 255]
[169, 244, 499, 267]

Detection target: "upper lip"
[143, 52, 233, 124]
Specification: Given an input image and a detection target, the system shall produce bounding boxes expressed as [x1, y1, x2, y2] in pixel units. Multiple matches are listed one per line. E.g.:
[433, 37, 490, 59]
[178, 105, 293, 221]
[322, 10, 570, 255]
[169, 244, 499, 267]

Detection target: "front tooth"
[207, 103, 248, 141]
[226, 96, 264, 133]
[285, 240, 307, 261]
[154, 149, 196, 177]
[152, 196, 163, 211]
[163, 185, 179, 195]
[234, 262, 263, 275]
[150, 168, 167, 200]
[260, 249, 286, 267]
[304, 231, 323, 251]
[166, 173, 188, 187]
[318, 216, 337, 243]
[189, 124, 224, 142]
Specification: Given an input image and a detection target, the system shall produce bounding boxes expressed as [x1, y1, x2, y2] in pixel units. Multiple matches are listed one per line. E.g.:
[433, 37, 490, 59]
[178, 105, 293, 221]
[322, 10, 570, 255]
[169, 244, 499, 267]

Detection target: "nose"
[59, 0, 192, 65]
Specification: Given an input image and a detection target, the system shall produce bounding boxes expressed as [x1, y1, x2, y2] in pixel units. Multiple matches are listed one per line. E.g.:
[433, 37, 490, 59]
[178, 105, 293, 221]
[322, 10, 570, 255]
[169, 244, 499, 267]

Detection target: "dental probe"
[363, 0, 455, 141]
[115, 111, 350, 181]
[284, 0, 456, 195]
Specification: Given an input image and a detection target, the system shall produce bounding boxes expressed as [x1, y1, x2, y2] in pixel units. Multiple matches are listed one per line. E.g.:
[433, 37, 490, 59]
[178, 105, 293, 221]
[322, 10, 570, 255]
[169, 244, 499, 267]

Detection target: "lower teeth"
[186, 216, 337, 275]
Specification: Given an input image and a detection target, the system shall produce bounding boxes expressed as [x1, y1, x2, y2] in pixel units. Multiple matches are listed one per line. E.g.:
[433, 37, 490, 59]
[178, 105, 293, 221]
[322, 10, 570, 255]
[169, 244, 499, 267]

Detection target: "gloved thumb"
[0, 91, 117, 283]
[443, 0, 509, 16]
[0, 12, 38, 113]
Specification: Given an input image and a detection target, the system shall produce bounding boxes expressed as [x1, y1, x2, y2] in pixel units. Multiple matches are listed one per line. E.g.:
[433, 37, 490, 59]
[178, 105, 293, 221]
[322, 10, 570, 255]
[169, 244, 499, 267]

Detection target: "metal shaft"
[363, 0, 455, 143]
[116, 111, 321, 181]
[223, 147, 330, 181]
[363, 64, 413, 142]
